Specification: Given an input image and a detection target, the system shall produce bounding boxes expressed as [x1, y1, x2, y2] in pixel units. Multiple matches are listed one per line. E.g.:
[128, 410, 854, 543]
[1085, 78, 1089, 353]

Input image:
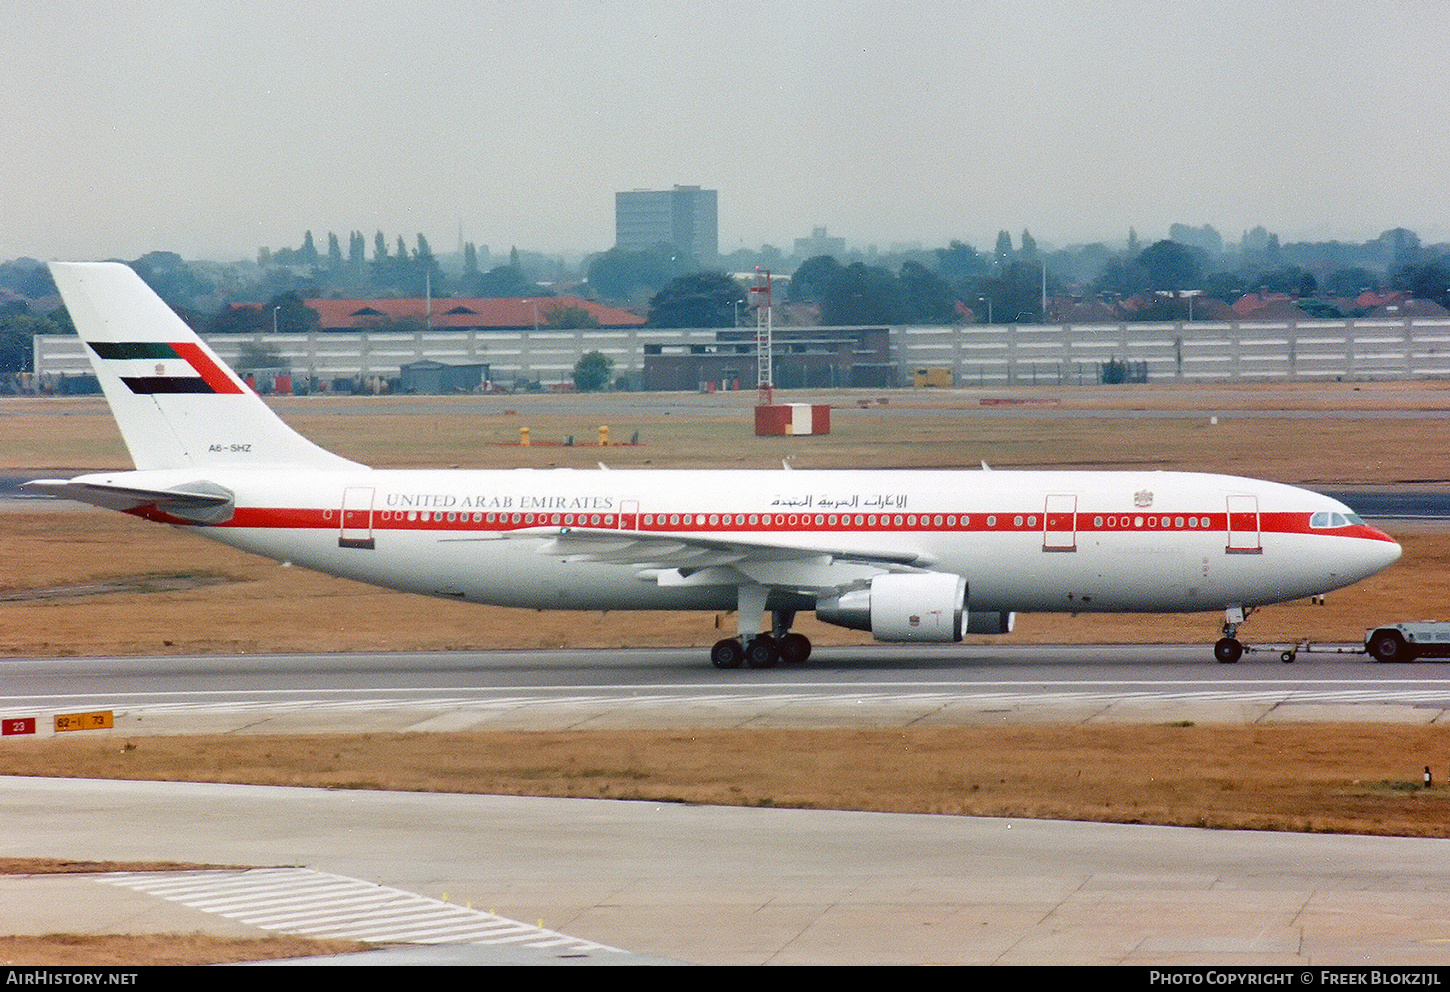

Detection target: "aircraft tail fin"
[50, 262, 362, 471]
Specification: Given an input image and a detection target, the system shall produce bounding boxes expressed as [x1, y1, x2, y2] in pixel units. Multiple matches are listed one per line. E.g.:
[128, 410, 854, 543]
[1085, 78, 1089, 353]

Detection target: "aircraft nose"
[1358, 526, 1402, 577]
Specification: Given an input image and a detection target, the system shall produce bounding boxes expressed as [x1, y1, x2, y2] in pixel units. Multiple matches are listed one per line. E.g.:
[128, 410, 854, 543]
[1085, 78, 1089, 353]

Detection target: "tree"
[1203, 270, 1249, 303]
[820, 262, 902, 325]
[994, 231, 1013, 270]
[412, 233, 444, 296]
[586, 245, 690, 302]
[647, 272, 744, 328]
[1256, 266, 1316, 297]
[1378, 228, 1422, 269]
[349, 232, 366, 276]
[1137, 240, 1203, 292]
[1324, 266, 1377, 299]
[1169, 223, 1223, 257]
[205, 304, 267, 335]
[1392, 260, 1450, 308]
[788, 255, 842, 303]
[463, 264, 547, 299]
[129, 252, 211, 305]
[0, 259, 55, 298]
[265, 291, 320, 334]
[934, 241, 985, 284]
[897, 261, 957, 324]
[543, 304, 600, 329]
[974, 261, 1047, 324]
[0, 313, 54, 374]
[572, 350, 613, 392]
[1263, 233, 1282, 267]
[46, 306, 74, 335]
[1094, 253, 1150, 300]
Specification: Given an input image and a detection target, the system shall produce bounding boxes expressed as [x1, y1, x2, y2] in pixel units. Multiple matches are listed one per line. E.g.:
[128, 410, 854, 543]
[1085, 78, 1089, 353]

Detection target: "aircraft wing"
[516, 525, 932, 594]
[23, 478, 235, 524]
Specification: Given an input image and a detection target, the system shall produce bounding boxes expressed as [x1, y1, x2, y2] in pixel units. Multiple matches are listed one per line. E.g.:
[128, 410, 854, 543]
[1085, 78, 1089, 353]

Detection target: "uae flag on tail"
[89, 341, 244, 395]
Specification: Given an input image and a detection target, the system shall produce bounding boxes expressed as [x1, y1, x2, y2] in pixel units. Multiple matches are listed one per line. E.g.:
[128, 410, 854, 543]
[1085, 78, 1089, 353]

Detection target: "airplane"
[28, 261, 1402, 668]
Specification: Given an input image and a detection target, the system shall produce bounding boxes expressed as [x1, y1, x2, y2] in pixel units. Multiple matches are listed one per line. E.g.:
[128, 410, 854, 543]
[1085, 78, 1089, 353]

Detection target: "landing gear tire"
[744, 634, 780, 669]
[1367, 630, 1415, 664]
[1214, 637, 1243, 664]
[778, 632, 812, 665]
[711, 638, 745, 669]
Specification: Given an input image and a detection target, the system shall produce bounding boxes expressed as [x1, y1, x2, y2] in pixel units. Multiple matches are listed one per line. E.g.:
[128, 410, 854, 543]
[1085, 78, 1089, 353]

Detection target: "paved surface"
[6, 687, 1450, 966]
[9, 643, 1450, 731]
[7, 773, 1450, 966]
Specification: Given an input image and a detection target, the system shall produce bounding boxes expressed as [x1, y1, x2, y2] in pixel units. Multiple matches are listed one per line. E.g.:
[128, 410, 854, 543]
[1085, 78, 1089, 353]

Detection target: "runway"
[6, 644, 1450, 734]
[6, 646, 1450, 965]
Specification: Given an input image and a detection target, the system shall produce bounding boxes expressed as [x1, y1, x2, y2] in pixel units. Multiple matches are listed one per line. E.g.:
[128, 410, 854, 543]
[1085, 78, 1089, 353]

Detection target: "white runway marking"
[99, 867, 624, 954]
[10, 685, 1450, 714]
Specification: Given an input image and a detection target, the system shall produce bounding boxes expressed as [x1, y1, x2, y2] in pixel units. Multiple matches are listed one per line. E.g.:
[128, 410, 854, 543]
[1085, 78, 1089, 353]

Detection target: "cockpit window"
[1311, 511, 1361, 529]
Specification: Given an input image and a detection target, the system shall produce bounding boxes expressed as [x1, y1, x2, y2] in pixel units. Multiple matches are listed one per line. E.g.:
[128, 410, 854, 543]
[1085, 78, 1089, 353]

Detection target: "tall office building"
[615, 185, 718, 264]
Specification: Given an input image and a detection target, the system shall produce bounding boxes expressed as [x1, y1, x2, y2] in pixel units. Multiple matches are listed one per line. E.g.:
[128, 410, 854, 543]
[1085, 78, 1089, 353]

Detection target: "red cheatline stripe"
[121, 504, 1395, 543]
[169, 341, 245, 394]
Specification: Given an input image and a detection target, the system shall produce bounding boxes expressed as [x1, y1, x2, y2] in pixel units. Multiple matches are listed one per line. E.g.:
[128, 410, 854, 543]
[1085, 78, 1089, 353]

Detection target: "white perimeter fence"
[32, 317, 1450, 388]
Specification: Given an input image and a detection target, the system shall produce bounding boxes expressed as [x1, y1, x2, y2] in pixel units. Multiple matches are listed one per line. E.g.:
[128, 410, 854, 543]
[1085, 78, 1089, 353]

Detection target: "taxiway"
[5, 646, 1450, 965]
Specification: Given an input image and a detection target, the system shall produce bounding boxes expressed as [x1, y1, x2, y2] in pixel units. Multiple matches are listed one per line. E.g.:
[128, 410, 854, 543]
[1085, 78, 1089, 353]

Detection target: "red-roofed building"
[1230, 291, 1294, 317]
[1361, 297, 1450, 319]
[284, 296, 645, 331]
[1353, 290, 1403, 311]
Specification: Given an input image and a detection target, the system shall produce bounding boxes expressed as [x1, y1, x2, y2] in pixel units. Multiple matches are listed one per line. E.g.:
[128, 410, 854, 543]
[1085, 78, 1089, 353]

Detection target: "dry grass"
[0, 933, 371, 966]
[8, 724, 1450, 838]
[11, 380, 1450, 477]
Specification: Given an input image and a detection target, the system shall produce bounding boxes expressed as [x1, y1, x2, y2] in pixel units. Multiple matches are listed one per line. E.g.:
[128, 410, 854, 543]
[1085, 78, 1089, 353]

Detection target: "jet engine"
[962, 610, 1015, 635]
[816, 572, 968, 642]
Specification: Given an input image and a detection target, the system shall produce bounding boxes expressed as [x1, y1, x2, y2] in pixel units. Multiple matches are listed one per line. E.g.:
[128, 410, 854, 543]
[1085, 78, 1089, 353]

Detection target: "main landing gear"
[1213, 605, 1256, 664]
[710, 596, 813, 670]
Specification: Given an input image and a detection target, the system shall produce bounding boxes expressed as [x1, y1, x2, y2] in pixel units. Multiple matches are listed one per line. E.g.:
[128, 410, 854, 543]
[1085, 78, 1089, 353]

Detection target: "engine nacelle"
[963, 610, 1015, 635]
[816, 572, 968, 643]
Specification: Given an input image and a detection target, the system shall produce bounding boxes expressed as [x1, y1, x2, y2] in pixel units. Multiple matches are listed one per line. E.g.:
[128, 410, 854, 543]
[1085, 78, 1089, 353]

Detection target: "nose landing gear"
[1213, 637, 1244, 664]
[1213, 605, 1256, 664]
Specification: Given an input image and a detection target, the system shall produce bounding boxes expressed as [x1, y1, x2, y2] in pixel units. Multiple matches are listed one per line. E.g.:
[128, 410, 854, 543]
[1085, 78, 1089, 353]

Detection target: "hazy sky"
[6, 1, 1449, 263]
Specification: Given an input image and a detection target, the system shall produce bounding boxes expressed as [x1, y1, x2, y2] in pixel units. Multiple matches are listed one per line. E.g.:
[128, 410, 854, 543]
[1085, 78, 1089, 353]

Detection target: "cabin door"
[1225, 494, 1262, 554]
[618, 499, 640, 531]
[1043, 494, 1078, 552]
[339, 486, 376, 549]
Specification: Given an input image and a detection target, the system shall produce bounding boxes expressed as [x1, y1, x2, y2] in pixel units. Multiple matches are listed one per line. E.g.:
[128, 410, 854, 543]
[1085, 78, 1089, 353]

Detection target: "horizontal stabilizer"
[24, 478, 235, 524]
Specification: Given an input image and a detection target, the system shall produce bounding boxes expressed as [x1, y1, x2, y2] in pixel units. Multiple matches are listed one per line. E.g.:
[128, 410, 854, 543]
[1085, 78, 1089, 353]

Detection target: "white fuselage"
[101, 465, 1401, 617]
[40, 260, 1405, 663]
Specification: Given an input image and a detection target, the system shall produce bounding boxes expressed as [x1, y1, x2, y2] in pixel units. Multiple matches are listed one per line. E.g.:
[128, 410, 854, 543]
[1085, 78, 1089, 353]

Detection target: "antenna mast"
[752, 268, 773, 406]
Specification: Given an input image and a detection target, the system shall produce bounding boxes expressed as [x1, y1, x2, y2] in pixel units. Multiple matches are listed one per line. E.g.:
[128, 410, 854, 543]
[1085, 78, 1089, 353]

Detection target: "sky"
[5, 1, 1449, 264]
